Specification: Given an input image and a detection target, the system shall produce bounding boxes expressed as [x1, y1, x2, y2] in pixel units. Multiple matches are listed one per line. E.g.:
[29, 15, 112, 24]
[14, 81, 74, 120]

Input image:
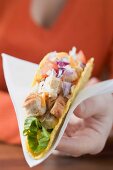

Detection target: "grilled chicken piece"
[23, 93, 46, 116]
[44, 76, 61, 98]
[39, 112, 58, 129]
[47, 97, 56, 109]
[50, 95, 66, 118]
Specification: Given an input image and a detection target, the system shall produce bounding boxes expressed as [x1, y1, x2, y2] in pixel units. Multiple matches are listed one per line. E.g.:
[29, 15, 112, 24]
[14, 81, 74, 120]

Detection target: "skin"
[30, 0, 67, 27]
[57, 78, 113, 156]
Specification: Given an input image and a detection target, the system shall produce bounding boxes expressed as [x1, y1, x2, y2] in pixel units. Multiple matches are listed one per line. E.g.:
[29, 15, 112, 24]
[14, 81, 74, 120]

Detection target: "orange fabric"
[0, 0, 113, 144]
[0, 91, 20, 144]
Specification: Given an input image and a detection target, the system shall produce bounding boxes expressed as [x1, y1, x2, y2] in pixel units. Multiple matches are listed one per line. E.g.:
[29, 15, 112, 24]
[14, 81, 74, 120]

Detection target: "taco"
[23, 47, 94, 159]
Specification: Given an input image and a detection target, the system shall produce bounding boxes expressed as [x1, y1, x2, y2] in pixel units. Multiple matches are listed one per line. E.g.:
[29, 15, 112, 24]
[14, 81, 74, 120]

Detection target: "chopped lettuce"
[23, 116, 51, 153]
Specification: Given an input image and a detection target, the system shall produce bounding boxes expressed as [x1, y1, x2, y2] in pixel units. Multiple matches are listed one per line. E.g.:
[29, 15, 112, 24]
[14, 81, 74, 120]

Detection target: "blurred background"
[0, 0, 113, 169]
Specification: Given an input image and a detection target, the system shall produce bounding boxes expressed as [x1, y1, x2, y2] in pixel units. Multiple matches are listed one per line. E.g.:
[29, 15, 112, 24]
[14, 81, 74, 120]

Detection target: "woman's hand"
[57, 78, 113, 156]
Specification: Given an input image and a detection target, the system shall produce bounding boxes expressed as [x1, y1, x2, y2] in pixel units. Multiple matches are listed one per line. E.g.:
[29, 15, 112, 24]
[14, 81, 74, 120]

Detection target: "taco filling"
[23, 47, 94, 156]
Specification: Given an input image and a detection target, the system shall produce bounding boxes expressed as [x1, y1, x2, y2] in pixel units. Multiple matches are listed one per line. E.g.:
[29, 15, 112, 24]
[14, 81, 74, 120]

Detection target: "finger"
[74, 94, 109, 119]
[57, 129, 106, 156]
[65, 114, 84, 137]
[86, 77, 99, 87]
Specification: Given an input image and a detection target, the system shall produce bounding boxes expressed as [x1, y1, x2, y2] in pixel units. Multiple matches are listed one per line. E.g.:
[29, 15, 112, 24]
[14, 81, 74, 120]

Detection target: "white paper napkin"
[2, 53, 113, 167]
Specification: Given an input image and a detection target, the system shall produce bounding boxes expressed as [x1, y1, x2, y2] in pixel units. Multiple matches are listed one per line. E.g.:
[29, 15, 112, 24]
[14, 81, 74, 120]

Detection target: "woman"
[0, 0, 113, 156]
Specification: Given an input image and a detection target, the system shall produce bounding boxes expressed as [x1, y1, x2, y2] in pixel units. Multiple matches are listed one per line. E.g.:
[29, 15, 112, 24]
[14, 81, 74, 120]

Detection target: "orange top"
[0, 0, 113, 144]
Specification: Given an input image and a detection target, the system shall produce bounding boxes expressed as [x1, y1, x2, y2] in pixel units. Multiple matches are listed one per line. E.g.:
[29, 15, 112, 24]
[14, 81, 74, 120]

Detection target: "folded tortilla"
[23, 48, 94, 159]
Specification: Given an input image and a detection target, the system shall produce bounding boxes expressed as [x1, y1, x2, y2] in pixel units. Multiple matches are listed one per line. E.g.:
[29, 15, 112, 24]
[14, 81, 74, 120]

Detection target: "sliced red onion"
[80, 62, 86, 69]
[62, 81, 71, 97]
[63, 70, 73, 76]
[57, 69, 63, 78]
[63, 68, 78, 82]
[57, 61, 69, 68]
[63, 66, 76, 76]
[57, 68, 65, 78]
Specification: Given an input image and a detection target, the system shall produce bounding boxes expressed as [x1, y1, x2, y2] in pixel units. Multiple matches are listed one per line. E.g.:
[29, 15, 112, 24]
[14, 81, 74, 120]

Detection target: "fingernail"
[91, 77, 99, 83]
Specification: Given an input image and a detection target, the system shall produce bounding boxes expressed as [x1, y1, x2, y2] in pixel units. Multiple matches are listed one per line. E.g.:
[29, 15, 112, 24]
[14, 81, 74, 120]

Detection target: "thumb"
[74, 95, 107, 119]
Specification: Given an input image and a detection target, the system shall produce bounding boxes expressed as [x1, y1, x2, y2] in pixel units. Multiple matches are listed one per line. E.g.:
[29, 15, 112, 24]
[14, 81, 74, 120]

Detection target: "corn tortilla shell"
[26, 54, 94, 159]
